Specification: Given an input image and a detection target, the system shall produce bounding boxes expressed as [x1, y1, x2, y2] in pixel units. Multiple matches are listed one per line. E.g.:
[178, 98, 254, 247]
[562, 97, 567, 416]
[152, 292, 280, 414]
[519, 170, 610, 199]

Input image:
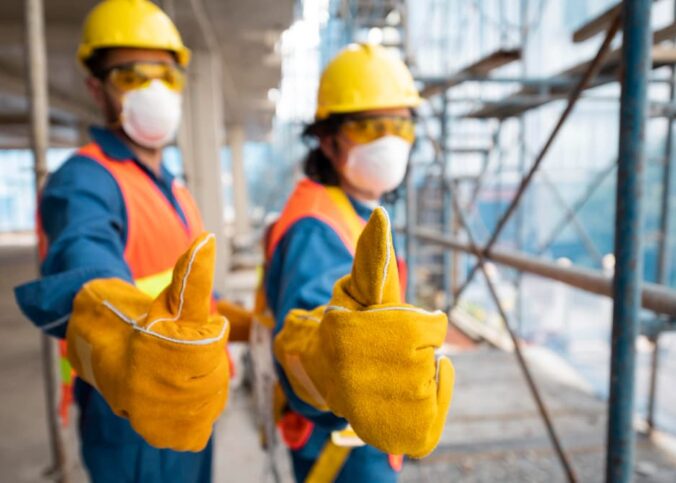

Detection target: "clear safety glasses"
[104, 62, 186, 93]
[340, 116, 416, 144]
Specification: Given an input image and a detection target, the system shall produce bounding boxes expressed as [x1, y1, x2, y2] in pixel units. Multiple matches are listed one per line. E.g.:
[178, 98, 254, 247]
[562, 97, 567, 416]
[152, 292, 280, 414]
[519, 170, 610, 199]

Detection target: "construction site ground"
[2, 240, 676, 482]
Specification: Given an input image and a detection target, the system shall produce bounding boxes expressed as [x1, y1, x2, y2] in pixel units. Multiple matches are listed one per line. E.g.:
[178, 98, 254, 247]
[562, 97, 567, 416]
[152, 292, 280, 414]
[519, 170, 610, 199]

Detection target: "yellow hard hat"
[78, 0, 191, 68]
[315, 43, 421, 120]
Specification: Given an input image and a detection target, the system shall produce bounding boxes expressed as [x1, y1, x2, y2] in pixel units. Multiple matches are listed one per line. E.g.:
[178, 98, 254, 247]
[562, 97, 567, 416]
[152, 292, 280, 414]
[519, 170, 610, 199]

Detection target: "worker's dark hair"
[301, 114, 349, 186]
[84, 48, 113, 79]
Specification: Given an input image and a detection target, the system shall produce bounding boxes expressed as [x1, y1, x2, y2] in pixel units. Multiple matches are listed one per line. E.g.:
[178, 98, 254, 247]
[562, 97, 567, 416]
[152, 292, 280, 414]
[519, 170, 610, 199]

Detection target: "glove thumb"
[337, 207, 401, 308]
[145, 232, 216, 325]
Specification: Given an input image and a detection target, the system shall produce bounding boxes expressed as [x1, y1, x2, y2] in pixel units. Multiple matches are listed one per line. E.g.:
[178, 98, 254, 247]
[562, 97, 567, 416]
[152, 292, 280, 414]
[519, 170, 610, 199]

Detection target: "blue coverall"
[265, 196, 398, 483]
[15, 127, 212, 483]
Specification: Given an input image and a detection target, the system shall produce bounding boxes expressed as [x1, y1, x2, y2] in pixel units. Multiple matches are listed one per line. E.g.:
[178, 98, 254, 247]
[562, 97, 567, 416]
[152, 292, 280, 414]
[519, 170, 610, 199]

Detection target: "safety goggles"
[340, 116, 416, 144]
[103, 62, 186, 93]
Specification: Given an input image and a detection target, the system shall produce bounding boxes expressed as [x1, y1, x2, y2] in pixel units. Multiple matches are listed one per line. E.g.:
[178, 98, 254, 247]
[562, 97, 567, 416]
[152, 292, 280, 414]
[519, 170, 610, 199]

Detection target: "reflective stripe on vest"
[135, 268, 174, 299]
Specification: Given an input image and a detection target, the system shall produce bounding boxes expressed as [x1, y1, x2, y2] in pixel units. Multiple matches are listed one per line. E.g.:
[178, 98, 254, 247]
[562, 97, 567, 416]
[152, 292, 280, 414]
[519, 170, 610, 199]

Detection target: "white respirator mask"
[120, 80, 182, 149]
[344, 136, 412, 195]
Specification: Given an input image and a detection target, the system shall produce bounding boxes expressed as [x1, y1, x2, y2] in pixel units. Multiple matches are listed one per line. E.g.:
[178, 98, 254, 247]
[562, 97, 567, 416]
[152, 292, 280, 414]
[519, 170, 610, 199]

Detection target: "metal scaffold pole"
[440, 94, 453, 308]
[606, 0, 651, 481]
[515, 0, 529, 333]
[24, 0, 69, 481]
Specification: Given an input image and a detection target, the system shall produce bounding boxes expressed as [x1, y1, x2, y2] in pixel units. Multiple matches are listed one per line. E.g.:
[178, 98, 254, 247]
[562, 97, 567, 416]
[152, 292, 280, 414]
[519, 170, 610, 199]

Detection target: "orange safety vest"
[266, 178, 407, 312]
[263, 178, 405, 473]
[78, 143, 205, 294]
[39, 142, 206, 424]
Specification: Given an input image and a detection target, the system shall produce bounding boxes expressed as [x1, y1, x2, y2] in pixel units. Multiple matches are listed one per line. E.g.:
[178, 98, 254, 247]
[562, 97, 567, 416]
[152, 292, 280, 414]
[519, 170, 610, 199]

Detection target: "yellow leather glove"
[216, 299, 252, 342]
[66, 233, 230, 452]
[274, 207, 455, 458]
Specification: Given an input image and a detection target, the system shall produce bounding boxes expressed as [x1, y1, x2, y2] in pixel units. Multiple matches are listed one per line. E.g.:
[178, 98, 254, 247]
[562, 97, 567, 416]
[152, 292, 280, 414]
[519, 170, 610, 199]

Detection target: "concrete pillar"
[228, 125, 251, 243]
[179, 50, 229, 293]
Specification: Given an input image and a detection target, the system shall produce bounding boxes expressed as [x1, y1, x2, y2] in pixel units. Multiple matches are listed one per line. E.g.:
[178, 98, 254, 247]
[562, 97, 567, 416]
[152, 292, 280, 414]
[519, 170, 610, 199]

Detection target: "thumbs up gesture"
[67, 233, 230, 451]
[274, 208, 455, 458]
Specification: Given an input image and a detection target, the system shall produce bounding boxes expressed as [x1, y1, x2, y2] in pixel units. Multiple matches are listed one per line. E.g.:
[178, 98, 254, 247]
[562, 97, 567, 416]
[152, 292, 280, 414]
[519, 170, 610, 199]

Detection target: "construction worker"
[265, 43, 456, 482]
[13, 1, 250, 481]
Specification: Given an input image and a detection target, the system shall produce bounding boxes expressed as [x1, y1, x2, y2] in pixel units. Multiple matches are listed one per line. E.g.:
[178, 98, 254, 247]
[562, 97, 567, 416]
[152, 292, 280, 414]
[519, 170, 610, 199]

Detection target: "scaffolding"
[399, 1, 676, 482]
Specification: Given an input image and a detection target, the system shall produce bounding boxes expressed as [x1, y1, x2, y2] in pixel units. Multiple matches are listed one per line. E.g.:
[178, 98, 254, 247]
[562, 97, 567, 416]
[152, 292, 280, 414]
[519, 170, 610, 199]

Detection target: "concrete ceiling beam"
[0, 62, 98, 123]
